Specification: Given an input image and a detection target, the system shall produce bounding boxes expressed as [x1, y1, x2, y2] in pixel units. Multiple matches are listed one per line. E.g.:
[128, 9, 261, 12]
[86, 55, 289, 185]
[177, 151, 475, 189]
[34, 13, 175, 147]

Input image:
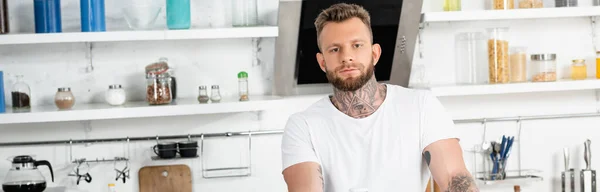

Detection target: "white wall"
[1, 0, 599, 192]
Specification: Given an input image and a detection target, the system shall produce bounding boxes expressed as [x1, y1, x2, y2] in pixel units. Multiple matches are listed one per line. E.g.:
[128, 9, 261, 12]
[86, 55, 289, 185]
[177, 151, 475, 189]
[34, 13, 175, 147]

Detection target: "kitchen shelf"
[0, 26, 279, 45]
[0, 95, 282, 125]
[423, 6, 600, 23]
[476, 174, 543, 186]
[430, 78, 600, 96]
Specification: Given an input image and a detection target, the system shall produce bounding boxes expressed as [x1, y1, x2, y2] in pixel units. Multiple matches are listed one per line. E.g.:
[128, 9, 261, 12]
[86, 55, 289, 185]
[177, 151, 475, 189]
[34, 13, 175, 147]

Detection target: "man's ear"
[316, 52, 326, 72]
[372, 43, 382, 66]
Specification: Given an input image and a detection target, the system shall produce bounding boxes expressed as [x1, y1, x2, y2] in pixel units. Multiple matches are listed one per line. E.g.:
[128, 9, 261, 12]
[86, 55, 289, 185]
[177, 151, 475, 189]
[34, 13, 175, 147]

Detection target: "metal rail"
[1, 111, 599, 147]
[0, 130, 284, 147]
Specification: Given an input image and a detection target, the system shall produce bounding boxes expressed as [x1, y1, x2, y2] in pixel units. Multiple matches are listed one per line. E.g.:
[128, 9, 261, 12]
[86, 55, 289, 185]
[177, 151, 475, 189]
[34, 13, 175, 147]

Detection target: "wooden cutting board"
[139, 164, 192, 192]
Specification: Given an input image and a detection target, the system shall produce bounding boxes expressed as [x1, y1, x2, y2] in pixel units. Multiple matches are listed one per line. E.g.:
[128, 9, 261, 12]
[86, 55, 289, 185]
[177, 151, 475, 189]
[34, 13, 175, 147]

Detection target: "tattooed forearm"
[445, 174, 479, 192]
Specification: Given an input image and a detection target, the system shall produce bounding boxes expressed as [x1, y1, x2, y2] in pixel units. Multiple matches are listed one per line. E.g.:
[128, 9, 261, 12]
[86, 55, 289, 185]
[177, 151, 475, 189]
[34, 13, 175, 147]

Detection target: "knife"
[564, 147, 569, 172]
[585, 139, 591, 170]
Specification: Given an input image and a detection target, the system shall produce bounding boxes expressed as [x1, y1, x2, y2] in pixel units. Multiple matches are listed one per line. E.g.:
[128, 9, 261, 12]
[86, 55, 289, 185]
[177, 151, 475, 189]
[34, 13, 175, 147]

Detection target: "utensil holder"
[562, 169, 575, 192]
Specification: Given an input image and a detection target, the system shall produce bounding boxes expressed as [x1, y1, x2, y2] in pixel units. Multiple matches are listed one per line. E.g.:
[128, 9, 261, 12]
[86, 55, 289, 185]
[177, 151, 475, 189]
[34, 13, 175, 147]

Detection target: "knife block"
[580, 169, 596, 192]
[562, 169, 575, 192]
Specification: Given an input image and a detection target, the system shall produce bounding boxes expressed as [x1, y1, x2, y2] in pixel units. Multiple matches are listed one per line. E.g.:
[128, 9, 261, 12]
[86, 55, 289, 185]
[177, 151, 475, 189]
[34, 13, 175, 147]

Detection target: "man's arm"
[283, 162, 323, 192]
[423, 138, 479, 192]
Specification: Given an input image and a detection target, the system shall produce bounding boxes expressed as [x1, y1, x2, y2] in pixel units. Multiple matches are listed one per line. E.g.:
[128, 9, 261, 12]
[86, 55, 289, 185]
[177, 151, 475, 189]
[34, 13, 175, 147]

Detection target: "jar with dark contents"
[197, 85, 209, 103]
[145, 58, 177, 100]
[146, 73, 172, 105]
[11, 75, 31, 111]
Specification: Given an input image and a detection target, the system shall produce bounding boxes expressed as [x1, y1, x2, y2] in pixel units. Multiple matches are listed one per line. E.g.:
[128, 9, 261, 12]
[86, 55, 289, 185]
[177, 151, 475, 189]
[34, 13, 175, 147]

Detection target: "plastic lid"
[108, 183, 115, 187]
[238, 71, 248, 78]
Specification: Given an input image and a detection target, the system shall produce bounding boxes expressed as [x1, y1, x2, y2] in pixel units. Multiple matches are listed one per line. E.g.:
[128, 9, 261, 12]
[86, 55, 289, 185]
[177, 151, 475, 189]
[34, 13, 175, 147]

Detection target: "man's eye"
[330, 48, 339, 53]
[354, 44, 362, 48]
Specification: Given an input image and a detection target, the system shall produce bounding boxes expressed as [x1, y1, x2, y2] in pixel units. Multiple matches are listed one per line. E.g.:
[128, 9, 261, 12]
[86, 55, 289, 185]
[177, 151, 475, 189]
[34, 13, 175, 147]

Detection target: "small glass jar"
[571, 59, 587, 80]
[105, 84, 126, 106]
[509, 47, 527, 83]
[238, 71, 249, 101]
[555, 0, 577, 7]
[232, 0, 258, 26]
[55, 87, 75, 110]
[146, 58, 176, 100]
[146, 73, 172, 105]
[487, 28, 511, 84]
[530, 53, 557, 82]
[210, 85, 221, 103]
[443, 0, 461, 11]
[518, 0, 543, 8]
[11, 75, 31, 111]
[490, 0, 514, 10]
[197, 85, 209, 103]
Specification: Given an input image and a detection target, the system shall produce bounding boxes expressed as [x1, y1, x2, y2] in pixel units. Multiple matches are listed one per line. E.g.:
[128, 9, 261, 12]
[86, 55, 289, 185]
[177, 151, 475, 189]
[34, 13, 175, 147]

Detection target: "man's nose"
[341, 49, 354, 64]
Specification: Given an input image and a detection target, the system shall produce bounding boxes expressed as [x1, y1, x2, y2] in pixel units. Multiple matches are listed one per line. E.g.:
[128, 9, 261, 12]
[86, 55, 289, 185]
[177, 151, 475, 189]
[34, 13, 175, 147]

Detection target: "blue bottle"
[80, 0, 105, 32]
[166, 0, 191, 30]
[0, 71, 5, 113]
[34, 0, 62, 33]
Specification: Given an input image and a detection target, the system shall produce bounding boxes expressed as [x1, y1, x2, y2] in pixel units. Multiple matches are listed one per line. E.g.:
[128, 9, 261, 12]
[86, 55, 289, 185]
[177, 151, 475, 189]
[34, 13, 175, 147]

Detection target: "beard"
[325, 59, 375, 92]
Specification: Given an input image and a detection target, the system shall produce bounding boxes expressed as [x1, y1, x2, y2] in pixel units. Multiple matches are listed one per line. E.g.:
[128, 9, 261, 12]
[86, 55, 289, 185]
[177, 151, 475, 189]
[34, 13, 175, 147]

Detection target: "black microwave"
[273, 0, 423, 95]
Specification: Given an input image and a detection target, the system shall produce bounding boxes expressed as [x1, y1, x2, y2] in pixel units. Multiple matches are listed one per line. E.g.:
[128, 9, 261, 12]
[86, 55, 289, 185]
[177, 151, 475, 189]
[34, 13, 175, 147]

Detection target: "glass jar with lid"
[146, 73, 172, 105]
[11, 75, 31, 111]
[443, 0, 461, 11]
[197, 85, 209, 103]
[490, 0, 514, 10]
[55, 87, 75, 110]
[519, 0, 543, 8]
[487, 27, 511, 84]
[146, 58, 176, 100]
[571, 59, 587, 80]
[454, 32, 488, 85]
[509, 47, 527, 83]
[531, 53, 557, 82]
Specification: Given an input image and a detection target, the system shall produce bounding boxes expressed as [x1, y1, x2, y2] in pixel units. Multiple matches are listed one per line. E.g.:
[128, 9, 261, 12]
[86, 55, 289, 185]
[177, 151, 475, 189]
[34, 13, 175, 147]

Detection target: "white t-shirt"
[281, 84, 458, 192]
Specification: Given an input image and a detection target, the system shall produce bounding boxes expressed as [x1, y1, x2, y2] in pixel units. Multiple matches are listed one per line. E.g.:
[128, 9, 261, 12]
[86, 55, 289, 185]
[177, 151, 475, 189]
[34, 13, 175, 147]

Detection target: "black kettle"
[2, 155, 54, 192]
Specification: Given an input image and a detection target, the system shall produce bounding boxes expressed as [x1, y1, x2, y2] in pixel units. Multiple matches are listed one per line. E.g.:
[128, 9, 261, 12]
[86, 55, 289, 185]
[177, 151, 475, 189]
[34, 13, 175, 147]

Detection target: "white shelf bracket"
[591, 16, 598, 52]
[81, 120, 92, 147]
[418, 23, 426, 59]
[595, 89, 600, 113]
[84, 42, 94, 73]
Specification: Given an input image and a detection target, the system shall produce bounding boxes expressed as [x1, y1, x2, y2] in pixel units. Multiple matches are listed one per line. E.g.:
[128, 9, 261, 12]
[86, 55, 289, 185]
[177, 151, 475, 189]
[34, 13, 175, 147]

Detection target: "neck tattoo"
[330, 76, 387, 119]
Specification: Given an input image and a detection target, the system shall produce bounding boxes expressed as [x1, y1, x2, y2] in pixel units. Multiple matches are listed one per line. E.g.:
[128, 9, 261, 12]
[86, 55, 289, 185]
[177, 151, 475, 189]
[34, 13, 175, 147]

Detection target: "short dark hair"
[314, 3, 373, 51]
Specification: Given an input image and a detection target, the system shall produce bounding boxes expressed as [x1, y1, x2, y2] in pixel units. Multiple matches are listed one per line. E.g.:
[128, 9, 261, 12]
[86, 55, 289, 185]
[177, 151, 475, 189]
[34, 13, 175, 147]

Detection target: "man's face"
[316, 17, 381, 92]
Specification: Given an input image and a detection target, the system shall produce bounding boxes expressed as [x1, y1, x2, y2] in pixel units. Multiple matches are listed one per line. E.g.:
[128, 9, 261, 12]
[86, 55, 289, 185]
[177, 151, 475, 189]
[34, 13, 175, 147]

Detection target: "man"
[281, 3, 479, 192]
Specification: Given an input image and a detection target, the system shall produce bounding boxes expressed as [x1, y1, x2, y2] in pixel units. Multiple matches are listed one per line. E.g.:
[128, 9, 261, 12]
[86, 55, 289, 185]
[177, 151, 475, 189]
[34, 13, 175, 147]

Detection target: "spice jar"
[197, 85, 209, 103]
[55, 87, 75, 110]
[518, 0, 543, 8]
[210, 85, 221, 103]
[487, 28, 511, 84]
[146, 73, 172, 105]
[11, 75, 31, 111]
[105, 84, 126, 106]
[509, 47, 527, 83]
[571, 59, 587, 80]
[238, 71, 249, 101]
[146, 58, 177, 100]
[490, 0, 514, 9]
[531, 53, 557, 82]
[443, 0, 461, 11]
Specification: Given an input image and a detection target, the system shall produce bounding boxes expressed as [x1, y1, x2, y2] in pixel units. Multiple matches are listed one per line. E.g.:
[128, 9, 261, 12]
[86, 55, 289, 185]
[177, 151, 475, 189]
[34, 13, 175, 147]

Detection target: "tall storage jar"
[490, 0, 514, 9]
[531, 53, 557, 82]
[509, 47, 527, 82]
[232, 0, 258, 26]
[487, 27, 511, 84]
[146, 73, 172, 105]
[454, 32, 488, 85]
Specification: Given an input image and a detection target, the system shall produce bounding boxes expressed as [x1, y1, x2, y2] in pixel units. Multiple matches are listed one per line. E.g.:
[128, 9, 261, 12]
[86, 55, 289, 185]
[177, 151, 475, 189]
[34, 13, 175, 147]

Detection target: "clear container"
[197, 85, 209, 103]
[530, 53, 557, 82]
[11, 75, 31, 111]
[509, 47, 527, 83]
[490, 0, 514, 9]
[555, 0, 577, 7]
[232, 0, 258, 26]
[55, 87, 75, 110]
[444, 0, 461, 11]
[105, 84, 126, 106]
[518, 0, 544, 8]
[166, 0, 191, 29]
[454, 32, 488, 85]
[210, 85, 221, 103]
[238, 71, 249, 101]
[571, 59, 587, 80]
[123, 2, 162, 30]
[594, 0, 600, 6]
[487, 28, 511, 84]
[146, 58, 176, 100]
[146, 73, 172, 105]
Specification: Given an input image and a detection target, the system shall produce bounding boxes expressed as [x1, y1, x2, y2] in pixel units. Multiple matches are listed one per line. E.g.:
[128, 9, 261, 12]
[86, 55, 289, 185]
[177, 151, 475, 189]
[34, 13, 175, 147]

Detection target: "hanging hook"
[156, 135, 159, 143]
[126, 137, 130, 159]
[188, 134, 192, 141]
[69, 139, 73, 162]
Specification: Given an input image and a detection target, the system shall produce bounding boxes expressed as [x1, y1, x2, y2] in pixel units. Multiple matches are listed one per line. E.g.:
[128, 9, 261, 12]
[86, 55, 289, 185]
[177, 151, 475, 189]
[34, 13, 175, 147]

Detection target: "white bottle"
[105, 84, 126, 106]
